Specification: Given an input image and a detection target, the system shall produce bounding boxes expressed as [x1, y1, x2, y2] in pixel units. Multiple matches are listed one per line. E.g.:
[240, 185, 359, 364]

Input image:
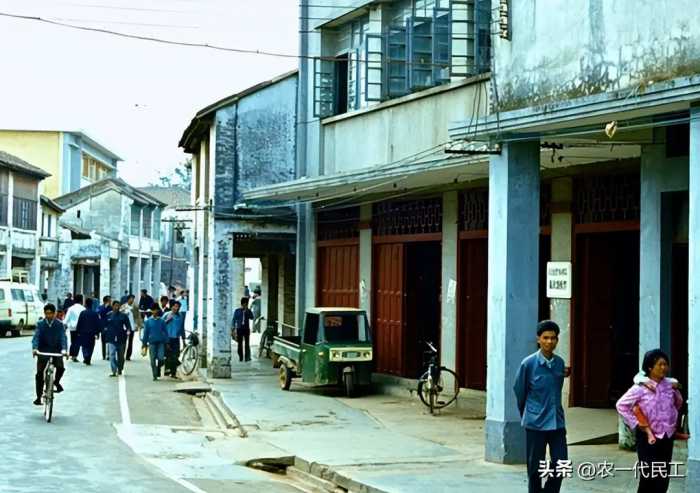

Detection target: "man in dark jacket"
[62, 292, 74, 312]
[76, 298, 101, 365]
[138, 289, 154, 315]
[31, 304, 68, 405]
[104, 300, 132, 377]
[97, 296, 112, 360]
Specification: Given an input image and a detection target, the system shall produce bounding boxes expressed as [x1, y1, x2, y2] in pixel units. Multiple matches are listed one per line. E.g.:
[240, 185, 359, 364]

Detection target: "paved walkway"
[211, 347, 689, 493]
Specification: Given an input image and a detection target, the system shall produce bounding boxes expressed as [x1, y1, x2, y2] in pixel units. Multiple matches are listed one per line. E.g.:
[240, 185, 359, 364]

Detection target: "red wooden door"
[317, 242, 359, 307]
[373, 243, 405, 376]
[457, 238, 488, 390]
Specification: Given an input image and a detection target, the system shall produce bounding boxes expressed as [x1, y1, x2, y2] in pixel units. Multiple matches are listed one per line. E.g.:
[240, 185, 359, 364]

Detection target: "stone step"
[286, 466, 347, 493]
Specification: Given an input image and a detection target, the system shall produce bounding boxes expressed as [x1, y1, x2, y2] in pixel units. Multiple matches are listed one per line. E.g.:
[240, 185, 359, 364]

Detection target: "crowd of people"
[31, 287, 190, 405]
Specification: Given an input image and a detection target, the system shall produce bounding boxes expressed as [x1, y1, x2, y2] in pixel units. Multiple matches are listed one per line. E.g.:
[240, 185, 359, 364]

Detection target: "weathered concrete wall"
[213, 74, 298, 211]
[61, 189, 124, 239]
[496, 0, 700, 111]
[323, 81, 488, 174]
[236, 75, 297, 201]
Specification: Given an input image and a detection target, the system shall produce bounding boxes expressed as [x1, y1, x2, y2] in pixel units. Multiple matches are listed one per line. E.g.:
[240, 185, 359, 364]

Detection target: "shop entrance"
[573, 230, 640, 407]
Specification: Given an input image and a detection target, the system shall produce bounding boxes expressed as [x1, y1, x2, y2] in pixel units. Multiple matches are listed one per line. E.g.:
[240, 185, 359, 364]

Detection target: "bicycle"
[257, 320, 278, 359]
[35, 352, 65, 423]
[416, 341, 460, 414]
[180, 330, 200, 376]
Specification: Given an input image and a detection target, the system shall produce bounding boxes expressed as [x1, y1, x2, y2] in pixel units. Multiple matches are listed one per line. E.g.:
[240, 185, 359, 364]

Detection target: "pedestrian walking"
[104, 300, 132, 377]
[616, 349, 684, 493]
[178, 289, 188, 319]
[163, 301, 185, 378]
[31, 304, 67, 405]
[250, 288, 262, 333]
[231, 297, 254, 362]
[64, 294, 85, 362]
[158, 295, 170, 317]
[75, 298, 101, 365]
[142, 304, 168, 381]
[62, 292, 74, 312]
[97, 296, 112, 360]
[120, 290, 129, 304]
[513, 320, 571, 493]
[121, 294, 143, 361]
[138, 289, 154, 315]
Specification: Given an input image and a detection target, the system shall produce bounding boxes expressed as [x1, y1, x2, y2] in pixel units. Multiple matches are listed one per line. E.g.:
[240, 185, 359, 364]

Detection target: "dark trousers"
[148, 342, 166, 378]
[107, 342, 126, 374]
[635, 428, 674, 493]
[68, 331, 80, 358]
[101, 333, 107, 360]
[80, 333, 96, 364]
[236, 331, 251, 361]
[165, 338, 181, 376]
[125, 331, 136, 360]
[526, 428, 568, 493]
[35, 356, 65, 400]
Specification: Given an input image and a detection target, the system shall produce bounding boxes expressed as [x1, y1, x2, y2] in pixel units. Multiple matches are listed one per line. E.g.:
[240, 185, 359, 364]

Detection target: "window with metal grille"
[143, 206, 153, 238]
[130, 205, 142, 236]
[317, 207, 360, 241]
[12, 174, 38, 231]
[315, 1, 489, 117]
[373, 197, 443, 236]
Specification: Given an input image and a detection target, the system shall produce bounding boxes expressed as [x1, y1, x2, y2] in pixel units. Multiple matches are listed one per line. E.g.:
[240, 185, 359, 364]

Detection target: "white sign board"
[546, 262, 572, 299]
[446, 279, 457, 304]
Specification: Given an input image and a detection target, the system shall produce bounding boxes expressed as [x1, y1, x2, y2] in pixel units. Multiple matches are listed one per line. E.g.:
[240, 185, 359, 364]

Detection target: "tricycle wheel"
[271, 352, 281, 368]
[343, 372, 355, 398]
[279, 365, 293, 391]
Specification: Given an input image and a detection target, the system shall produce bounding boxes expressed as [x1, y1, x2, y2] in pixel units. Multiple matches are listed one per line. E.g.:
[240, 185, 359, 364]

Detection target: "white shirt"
[64, 303, 86, 331]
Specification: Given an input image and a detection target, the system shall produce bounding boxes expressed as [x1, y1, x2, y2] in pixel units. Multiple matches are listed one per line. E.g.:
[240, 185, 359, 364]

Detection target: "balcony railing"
[40, 238, 59, 259]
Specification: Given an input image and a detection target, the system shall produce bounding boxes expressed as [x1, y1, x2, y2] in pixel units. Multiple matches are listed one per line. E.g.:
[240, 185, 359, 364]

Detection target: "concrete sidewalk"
[209, 348, 688, 493]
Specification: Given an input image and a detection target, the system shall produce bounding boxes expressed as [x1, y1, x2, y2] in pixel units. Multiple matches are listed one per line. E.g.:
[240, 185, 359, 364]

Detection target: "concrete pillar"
[119, 249, 128, 298]
[6, 172, 13, 278]
[686, 105, 700, 490]
[134, 257, 142, 295]
[75, 266, 84, 297]
[260, 256, 269, 321]
[485, 140, 540, 464]
[266, 256, 279, 325]
[295, 205, 316, 330]
[27, 253, 41, 287]
[143, 257, 152, 295]
[47, 269, 57, 305]
[152, 255, 162, 297]
[359, 204, 373, 318]
[110, 258, 119, 299]
[206, 226, 233, 378]
[277, 255, 286, 327]
[99, 243, 110, 300]
[440, 191, 459, 390]
[549, 177, 573, 404]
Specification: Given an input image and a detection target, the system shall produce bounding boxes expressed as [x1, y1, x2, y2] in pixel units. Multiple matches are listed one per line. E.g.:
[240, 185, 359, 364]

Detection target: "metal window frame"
[365, 33, 385, 102]
[449, 0, 474, 77]
[385, 24, 409, 98]
[432, 7, 451, 84]
[407, 16, 434, 91]
[313, 56, 336, 118]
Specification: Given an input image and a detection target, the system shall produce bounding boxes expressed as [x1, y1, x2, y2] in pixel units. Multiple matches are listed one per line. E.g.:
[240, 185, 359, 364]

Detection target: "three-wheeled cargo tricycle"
[271, 307, 372, 397]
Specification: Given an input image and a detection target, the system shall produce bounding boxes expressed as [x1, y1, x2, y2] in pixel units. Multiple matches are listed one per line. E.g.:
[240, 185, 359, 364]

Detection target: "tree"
[153, 158, 192, 189]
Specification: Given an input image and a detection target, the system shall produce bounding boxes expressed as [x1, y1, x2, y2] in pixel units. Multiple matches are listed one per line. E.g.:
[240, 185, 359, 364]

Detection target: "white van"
[0, 280, 44, 337]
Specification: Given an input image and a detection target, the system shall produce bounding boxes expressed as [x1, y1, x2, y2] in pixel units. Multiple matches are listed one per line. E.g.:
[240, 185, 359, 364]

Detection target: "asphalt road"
[0, 334, 199, 493]
[1, 333, 306, 493]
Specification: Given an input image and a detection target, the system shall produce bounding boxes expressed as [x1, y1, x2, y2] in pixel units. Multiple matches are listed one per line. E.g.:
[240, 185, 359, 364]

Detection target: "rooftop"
[54, 177, 165, 208]
[0, 150, 51, 179]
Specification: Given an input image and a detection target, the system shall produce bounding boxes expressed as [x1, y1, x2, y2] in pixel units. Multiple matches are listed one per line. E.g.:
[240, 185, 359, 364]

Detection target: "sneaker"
[118, 370, 123, 375]
[33, 398, 42, 406]
[54, 383, 64, 393]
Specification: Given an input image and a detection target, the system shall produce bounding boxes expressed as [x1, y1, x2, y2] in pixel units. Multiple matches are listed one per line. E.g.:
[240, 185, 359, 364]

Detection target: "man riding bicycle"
[31, 303, 68, 405]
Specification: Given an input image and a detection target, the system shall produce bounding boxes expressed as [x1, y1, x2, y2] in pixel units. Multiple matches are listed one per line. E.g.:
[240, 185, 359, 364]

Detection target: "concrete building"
[54, 178, 164, 301]
[138, 186, 192, 290]
[0, 129, 121, 198]
[179, 70, 298, 377]
[0, 150, 50, 289]
[241, 0, 698, 488]
[39, 195, 67, 304]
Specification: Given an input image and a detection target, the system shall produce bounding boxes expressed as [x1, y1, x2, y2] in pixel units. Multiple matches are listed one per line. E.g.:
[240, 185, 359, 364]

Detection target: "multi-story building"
[54, 178, 164, 301]
[138, 185, 192, 290]
[39, 195, 67, 304]
[179, 70, 298, 377]
[0, 150, 50, 288]
[0, 129, 121, 198]
[240, 1, 699, 487]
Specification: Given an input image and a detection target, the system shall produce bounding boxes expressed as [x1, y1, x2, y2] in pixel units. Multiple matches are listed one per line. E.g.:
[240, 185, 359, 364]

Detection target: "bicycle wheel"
[44, 368, 54, 423]
[180, 344, 198, 376]
[430, 367, 460, 410]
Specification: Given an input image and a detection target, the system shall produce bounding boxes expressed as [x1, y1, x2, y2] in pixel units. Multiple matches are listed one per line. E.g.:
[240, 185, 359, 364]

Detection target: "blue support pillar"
[485, 140, 540, 464]
[687, 106, 700, 490]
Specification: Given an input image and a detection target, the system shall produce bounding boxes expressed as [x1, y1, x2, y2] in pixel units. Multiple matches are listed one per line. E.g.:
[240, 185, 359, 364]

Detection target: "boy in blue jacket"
[142, 304, 168, 381]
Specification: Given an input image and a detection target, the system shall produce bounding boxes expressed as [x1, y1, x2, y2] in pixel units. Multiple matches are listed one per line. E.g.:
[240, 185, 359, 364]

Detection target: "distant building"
[54, 178, 164, 300]
[138, 186, 192, 290]
[0, 129, 121, 198]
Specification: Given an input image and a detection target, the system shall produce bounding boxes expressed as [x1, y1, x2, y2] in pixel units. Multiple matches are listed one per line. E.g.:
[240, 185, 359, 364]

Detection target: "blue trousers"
[148, 342, 165, 378]
[107, 342, 126, 374]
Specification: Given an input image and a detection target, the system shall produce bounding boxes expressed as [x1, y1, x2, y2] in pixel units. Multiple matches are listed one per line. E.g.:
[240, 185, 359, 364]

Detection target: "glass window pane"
[11, 289, 25, 301]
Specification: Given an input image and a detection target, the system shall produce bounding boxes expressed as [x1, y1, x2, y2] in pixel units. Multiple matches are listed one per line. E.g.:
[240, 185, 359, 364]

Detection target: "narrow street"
[0, 334, 302, 493]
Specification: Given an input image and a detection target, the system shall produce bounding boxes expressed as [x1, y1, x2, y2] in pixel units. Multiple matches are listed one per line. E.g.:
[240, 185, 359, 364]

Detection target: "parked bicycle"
[258, 319, 279, 359]
[180, 330, 200, 376]
[417, 341, 460, 414]
[35, 351, 65, 423]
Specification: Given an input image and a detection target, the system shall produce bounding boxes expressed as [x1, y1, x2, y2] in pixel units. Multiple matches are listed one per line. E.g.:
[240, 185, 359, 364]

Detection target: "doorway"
[573, 231, 640, 407]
